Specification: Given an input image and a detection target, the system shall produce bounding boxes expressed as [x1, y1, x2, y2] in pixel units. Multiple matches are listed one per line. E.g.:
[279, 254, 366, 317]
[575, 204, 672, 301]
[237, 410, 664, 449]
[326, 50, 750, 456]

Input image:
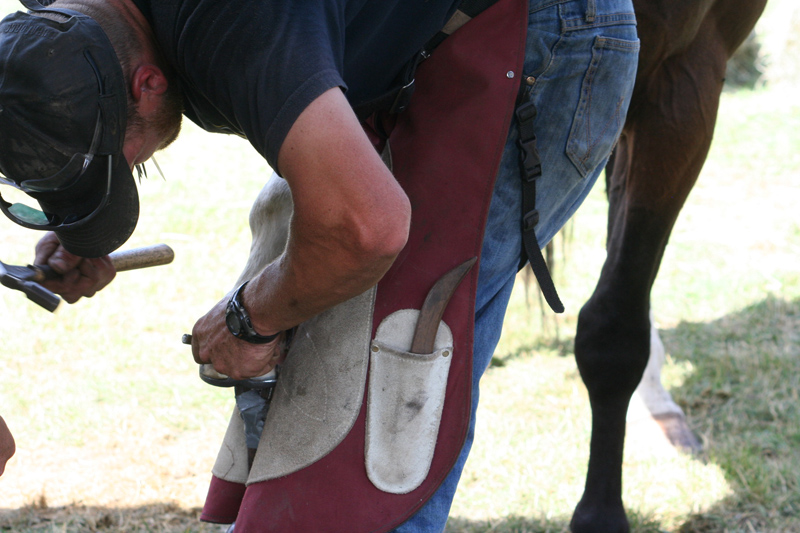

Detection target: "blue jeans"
[393, 0, 638, 530]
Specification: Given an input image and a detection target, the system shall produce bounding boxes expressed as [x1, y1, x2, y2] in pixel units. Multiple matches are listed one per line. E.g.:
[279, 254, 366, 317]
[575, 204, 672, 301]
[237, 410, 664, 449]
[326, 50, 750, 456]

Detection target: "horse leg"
[569, 27, 731, 532]
[234, 174, 293, 286]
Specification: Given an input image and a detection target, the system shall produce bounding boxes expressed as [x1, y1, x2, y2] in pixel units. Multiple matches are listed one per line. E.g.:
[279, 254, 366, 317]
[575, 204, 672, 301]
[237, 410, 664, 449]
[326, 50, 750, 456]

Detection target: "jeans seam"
[575, 42, 603, 172]
[524, 12, 566, 88]
[586, 0, 596, 22]
[596, 35, 641, 52]
[575, 96, 626, 172]
[562, 12, 637, 32]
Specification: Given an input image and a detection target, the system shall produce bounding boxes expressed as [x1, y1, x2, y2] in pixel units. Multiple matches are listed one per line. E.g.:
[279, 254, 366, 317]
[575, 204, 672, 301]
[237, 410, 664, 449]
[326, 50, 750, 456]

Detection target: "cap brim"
[44, 156, 139, 258]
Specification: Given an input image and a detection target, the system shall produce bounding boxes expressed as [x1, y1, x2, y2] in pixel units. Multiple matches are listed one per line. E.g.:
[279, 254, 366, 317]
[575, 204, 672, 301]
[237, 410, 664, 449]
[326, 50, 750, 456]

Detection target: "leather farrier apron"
[201, 0, 528, 530]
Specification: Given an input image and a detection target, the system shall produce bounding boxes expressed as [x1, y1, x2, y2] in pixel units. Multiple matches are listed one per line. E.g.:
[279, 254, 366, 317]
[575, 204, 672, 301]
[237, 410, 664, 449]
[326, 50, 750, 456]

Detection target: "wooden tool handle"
[109, 243, 174, 272]
[31, 243, 175, 282]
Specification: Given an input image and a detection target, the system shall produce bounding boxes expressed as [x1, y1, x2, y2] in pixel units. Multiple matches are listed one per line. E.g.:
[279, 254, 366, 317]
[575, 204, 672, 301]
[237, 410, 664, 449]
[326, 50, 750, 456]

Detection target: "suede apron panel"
[200, 0, 527, 529]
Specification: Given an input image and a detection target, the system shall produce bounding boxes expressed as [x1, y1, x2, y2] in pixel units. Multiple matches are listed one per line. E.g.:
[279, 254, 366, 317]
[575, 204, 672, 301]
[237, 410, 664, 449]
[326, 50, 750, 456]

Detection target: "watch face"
[226, 310, 242, 336]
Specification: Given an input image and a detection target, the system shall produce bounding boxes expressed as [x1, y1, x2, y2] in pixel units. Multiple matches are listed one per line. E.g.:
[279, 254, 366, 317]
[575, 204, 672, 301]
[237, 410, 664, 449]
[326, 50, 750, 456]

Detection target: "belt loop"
[586, 0, 596, 22]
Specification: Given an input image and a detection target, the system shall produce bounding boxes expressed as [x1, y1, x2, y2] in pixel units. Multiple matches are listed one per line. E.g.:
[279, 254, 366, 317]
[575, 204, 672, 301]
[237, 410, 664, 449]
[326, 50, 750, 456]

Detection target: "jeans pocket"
[566, 35, 639, 177]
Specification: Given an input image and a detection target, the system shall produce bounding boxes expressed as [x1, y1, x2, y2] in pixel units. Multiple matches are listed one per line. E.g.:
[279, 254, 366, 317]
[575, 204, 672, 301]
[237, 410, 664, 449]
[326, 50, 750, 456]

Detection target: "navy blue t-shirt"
[132, 0, 460, 171]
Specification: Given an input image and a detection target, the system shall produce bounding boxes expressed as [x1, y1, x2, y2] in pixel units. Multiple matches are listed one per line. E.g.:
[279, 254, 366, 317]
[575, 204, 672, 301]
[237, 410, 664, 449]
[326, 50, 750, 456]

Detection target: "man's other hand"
[34, 232, 117, 303]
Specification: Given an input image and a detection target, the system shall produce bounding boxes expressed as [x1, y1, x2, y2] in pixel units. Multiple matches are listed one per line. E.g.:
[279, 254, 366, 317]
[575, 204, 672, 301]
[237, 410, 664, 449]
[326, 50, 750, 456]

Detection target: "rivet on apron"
[371, 345, 380, 352]
[442, 350, 451, 358]
[506, 71, 515, 79]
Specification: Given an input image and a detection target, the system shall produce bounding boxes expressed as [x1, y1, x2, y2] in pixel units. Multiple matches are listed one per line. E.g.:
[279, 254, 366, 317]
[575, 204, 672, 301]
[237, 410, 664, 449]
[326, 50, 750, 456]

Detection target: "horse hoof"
[570, 500, 629, 533]
[653, 412, 702, 453]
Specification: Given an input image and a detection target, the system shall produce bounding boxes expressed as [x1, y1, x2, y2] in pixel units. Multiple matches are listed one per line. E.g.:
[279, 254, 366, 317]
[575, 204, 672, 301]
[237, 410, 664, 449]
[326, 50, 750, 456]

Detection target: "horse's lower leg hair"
[627, 313, 683, 420]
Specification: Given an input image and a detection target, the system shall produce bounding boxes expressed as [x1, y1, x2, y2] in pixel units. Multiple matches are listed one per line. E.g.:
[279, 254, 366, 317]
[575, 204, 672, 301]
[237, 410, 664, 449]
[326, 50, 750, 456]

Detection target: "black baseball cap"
[0, 0, 138, 258]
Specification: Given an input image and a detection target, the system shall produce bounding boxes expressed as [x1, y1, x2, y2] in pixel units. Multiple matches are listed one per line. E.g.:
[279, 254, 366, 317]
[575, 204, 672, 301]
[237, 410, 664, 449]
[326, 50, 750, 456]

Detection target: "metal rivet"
[442, 350, 450, 358]
[526, 76, 536, 85]
[506, 71, 515, 79]
[371, 345, 379, 352]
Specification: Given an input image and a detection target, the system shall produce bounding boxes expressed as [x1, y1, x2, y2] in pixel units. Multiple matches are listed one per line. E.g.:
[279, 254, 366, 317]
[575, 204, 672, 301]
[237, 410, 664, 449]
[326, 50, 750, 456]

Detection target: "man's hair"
[52, 1, 143, 87]
[52, 0, 182, 148]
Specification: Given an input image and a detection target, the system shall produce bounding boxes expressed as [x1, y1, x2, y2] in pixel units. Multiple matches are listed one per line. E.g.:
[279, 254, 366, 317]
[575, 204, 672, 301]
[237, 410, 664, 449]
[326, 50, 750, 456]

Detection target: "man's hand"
[190, 293, 284, 379]
[0, 415, 15, 476]
[34, 232, 116, 303]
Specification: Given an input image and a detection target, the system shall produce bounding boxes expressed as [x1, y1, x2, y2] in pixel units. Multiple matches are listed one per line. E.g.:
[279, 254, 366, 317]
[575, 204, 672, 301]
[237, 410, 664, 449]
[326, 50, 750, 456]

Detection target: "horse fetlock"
[574, 301, 650, 399]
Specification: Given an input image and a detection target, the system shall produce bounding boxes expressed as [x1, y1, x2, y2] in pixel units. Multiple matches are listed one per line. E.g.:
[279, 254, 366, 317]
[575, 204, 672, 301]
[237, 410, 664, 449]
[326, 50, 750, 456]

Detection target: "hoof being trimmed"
[653, 412, 702, 453]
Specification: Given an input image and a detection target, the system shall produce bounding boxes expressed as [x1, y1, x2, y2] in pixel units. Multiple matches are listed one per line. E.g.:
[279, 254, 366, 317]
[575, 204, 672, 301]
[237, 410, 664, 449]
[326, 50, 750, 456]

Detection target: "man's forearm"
[243, 204, 409, 335]
[241, 86, 411, 336]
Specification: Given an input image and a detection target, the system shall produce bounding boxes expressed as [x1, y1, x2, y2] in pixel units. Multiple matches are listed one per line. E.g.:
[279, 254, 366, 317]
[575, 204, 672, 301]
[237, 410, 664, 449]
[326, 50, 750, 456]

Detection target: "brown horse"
[569, 0, 769, 531]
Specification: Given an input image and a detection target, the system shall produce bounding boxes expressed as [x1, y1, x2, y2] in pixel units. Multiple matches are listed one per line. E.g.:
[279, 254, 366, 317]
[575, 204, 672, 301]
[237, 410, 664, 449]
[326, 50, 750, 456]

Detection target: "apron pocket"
[366, 309, 454, 494]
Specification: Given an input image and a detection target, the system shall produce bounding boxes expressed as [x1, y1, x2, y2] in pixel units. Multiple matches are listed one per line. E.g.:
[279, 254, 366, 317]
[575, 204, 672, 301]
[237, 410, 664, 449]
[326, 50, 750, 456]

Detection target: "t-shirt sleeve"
[168, 1, 348, 171]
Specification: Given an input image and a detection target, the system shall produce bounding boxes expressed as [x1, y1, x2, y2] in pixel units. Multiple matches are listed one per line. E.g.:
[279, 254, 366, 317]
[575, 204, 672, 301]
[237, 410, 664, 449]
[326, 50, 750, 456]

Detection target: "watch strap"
[226, 281, 280, 344]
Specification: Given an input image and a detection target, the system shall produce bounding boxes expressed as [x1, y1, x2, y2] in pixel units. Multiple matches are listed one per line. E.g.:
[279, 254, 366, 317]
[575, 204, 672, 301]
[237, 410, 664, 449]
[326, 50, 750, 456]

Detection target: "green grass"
[0, 12, 799, 528]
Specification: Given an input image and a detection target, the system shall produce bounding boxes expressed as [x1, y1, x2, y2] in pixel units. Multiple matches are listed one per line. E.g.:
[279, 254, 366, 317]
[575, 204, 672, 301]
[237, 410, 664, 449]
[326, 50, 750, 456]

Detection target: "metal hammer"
[0, 243, 174, 312]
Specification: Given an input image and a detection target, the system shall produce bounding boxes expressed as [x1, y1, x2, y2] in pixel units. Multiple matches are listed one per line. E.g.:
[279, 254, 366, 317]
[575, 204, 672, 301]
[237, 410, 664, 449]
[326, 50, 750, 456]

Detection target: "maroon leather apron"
[201, 0, 527, 529]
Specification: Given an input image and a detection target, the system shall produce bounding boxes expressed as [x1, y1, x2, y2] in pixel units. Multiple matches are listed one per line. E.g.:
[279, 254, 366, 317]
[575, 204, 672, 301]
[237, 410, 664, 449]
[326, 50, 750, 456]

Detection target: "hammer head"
[0, 259, 60, 312]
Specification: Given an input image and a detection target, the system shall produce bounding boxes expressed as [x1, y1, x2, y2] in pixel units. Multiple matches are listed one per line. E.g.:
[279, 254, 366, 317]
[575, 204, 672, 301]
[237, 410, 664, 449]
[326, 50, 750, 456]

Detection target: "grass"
[441, 83, 800, 532]
[0, 4, 798, 528]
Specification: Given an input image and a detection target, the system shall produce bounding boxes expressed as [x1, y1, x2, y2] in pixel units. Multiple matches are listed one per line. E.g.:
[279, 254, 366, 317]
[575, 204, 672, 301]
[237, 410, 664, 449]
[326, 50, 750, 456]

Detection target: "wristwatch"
[225, 281, 280, 344]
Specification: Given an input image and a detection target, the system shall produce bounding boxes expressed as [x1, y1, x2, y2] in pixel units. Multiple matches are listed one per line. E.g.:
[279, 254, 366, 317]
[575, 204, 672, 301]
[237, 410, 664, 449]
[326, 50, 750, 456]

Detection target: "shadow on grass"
[445, 514, 572, 533]
[658, 295, 800, 531]
[445, 511, 668, 533]
[0, 503, 226, 533]
[466, 295, 800, 532]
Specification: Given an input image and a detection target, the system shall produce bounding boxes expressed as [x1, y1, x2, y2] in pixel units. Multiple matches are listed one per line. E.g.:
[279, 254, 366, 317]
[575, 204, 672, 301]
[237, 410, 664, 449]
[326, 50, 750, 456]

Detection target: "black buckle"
[515, 100, 537, 124]
[523, 209, 539, 231]
[519, 138, 542, 181]
[515, 100, 542, 180]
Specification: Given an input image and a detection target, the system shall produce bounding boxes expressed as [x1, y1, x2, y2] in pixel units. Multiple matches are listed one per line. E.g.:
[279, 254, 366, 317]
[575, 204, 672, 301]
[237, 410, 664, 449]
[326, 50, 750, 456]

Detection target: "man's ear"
[130, 64, 169, 113]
